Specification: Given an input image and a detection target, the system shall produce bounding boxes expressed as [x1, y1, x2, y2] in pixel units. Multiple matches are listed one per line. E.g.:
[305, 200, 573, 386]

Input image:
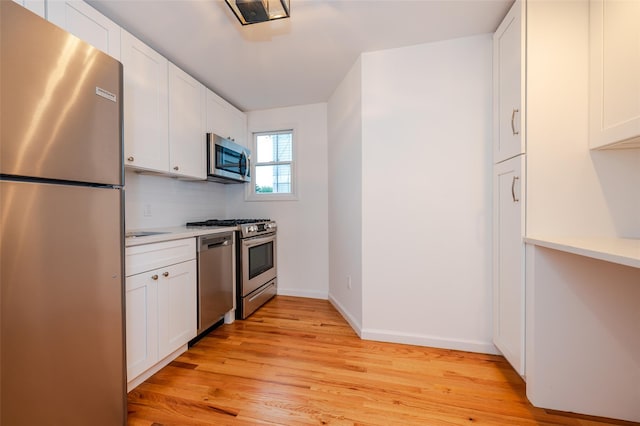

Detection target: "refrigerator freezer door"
[0, 180, 126, 425]
[0, 1, 123, 186]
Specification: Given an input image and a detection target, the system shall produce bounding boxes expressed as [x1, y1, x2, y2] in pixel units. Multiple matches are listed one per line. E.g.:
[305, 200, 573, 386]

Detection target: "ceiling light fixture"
[225, 0, 290, 25]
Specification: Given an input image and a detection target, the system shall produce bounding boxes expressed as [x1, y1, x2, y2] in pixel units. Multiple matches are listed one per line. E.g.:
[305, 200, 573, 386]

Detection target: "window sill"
[245, 192, 298, 202]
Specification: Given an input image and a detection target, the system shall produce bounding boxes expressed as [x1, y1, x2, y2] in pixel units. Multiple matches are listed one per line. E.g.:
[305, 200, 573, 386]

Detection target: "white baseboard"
[361, 328, 500, 355]
[280, 292, 499, 356]
[277, 287, 329, 299]
[328, 293, 362, 337]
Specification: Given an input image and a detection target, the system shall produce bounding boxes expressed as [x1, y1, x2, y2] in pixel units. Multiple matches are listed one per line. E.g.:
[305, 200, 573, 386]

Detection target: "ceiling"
[88, 0, 513, 112]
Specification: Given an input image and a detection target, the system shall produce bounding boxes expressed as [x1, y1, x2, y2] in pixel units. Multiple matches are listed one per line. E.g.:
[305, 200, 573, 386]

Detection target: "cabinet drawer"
[126, 238, 195, 276]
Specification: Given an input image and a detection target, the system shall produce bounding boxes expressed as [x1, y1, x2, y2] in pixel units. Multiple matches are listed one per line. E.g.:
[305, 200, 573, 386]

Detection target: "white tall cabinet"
[493, 0, 525, 164]
[47, 0, 121, 59]
[492, 0, 526, 377]
[493, 155, 525, 375]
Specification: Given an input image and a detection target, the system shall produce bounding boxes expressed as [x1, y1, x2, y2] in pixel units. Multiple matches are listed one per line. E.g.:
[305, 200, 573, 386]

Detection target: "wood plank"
[128, 296, 634, 425]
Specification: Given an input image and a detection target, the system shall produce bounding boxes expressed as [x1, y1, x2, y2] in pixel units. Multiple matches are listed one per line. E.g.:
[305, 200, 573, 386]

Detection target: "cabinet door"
[47, 0, 120, 59]
[493, 0, 525, 163]
[589, 0, 640, 149]
[229, 106, 248, 147]
[206, 89, 247, 147]
[121, 30, 169, 173]
[125, 270, 159, 381]
[168, 63, 206, 179]
[11, 0, 45, 17]
[493, 155, 525, 375]
[157, 259, 197, 357]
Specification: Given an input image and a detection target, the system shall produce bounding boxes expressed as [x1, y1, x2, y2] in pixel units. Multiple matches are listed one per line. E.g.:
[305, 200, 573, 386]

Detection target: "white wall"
[332, 34, 494, 354]
[124, 169, 227, 229]
[225, 103, 330, 300]
[327, 57, 363, 332]
[360, 35, 494, 353]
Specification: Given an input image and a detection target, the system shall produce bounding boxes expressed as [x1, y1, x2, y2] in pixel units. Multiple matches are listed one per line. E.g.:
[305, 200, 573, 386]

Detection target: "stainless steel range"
[186, 219, 277, 319]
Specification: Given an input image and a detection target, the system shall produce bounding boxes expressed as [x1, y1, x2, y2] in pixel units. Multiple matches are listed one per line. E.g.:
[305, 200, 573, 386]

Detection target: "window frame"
[245, 127, 298, 201]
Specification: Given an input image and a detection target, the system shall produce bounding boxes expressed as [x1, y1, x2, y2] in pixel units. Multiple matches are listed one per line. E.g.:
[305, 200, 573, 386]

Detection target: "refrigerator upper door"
[0, 1, 123, 186]
[0, 180, 126, 425]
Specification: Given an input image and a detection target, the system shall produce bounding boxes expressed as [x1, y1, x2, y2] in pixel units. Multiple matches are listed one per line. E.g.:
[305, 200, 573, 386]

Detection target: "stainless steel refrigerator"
[0, 2, 126, 424]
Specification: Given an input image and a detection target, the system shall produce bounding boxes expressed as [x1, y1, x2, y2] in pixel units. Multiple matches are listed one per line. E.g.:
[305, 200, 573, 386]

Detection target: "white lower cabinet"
[493, 154, 525, 376]
[125, 238, 197, 391]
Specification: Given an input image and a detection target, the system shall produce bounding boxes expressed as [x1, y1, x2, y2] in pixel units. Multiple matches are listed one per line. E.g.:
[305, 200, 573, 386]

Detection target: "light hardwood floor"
[127, 296, 634, 425]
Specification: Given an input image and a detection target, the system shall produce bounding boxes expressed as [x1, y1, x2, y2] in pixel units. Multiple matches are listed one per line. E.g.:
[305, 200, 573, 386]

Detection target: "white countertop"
[125, 225, 237, 247]
[524, 236, 640, 269]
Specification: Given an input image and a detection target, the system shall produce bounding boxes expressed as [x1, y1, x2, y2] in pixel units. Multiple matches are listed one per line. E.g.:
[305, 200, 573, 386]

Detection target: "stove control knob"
[248, 225, 257, 232]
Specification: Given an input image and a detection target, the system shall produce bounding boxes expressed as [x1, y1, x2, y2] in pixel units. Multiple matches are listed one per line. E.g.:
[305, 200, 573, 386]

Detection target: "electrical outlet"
[143, 203, 152, 217]
[347, 275, 352, 290]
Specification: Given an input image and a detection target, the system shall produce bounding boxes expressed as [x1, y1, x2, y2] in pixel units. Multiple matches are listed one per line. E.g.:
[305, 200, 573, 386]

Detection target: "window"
[248, 129, 296, 200]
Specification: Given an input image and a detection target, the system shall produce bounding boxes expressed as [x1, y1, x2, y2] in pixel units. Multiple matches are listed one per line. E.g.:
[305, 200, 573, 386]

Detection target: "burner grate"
[186, 218, 270, 227]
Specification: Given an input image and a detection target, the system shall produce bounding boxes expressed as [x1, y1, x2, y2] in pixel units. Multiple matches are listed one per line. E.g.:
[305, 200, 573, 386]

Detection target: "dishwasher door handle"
[207, 240, 229, 249]
[198, 233, 233, 252]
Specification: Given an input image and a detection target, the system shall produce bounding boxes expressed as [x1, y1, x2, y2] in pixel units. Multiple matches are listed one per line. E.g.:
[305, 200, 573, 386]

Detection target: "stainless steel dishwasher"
[197, 232, 234, 335]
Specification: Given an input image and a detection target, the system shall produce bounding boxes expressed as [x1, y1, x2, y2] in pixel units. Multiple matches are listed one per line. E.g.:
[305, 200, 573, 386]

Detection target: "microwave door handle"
[243, 152, 250, 179]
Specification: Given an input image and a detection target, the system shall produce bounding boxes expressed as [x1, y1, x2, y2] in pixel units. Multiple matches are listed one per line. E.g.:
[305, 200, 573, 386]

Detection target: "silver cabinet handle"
[511, 108, 520, 135]
[127, 156, 134, 162]
[511, 176, 520, 203]
[151, 274, 158, 280]
[162, 271, 169, 277]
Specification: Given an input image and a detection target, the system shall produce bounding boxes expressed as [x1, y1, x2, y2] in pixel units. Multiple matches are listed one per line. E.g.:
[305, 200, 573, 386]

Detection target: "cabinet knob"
[173, 166, 179, 171]
[151, 274, 159, 280]
[162, 271, 169, 277]
[127, 156, 134, 162]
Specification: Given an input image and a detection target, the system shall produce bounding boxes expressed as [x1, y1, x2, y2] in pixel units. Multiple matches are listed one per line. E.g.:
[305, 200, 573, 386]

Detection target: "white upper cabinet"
[12, 0, 45, 17]
[121, 30, 169, 173]
[168, 63, 206, 180]
[589, 0, 640, 149]
[206, 89, 247, 147]
[493, 0, 525, 163]
[47, 0, 121, 59]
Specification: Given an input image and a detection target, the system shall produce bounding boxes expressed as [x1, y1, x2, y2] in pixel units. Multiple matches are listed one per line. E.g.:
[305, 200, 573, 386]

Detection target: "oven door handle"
[243, 234, 276, 248]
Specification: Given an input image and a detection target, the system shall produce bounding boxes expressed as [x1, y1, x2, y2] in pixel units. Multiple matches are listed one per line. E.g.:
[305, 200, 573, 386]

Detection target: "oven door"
[241, 233, 277, 296]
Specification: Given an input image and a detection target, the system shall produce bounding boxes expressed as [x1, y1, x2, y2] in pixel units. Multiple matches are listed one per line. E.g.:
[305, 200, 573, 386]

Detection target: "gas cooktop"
[186, 218, 271, 227]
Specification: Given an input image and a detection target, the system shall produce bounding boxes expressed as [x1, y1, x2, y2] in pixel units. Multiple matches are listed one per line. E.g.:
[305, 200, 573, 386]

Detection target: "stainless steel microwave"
[206, 133, 251, 183]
